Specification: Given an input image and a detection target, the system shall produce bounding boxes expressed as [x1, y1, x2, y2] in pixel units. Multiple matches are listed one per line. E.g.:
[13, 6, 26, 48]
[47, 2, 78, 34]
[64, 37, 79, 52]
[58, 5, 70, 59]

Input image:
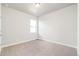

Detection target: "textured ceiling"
[2, 3, 75, 16]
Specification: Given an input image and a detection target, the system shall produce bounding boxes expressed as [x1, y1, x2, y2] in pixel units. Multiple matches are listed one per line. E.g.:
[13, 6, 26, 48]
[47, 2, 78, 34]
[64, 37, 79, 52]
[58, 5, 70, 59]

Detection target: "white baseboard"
[42, 39, 77, 49]
[1, 39, 77, 49]
[1, 39, 36, 48]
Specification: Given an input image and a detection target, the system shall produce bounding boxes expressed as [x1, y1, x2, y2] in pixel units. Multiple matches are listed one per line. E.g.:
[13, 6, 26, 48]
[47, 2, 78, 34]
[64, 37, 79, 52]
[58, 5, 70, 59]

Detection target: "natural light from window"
[30, 19, 37, 33]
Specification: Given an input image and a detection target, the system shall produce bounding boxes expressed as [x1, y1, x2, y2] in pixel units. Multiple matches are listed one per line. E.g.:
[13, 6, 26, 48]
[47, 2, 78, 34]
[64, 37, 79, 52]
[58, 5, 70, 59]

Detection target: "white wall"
[77, 3, 79, 56]
[0, 4, 1, 44]
[0, 4, 1, 52]
[39, 4, 77, 48]
[1, 6, 37, 47]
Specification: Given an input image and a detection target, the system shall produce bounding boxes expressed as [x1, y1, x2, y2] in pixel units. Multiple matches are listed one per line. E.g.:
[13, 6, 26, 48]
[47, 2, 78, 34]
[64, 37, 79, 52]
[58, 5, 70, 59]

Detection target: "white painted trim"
[77, 3, 79, 56]
[1, 39, 77, 49]
[1, 39, 36, 48]
[42, 39, 77, 48]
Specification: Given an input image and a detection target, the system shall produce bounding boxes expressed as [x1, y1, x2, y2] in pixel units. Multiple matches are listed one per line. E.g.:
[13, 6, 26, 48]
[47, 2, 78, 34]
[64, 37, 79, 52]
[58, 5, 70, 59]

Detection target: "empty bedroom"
[0, 3, 78, 56]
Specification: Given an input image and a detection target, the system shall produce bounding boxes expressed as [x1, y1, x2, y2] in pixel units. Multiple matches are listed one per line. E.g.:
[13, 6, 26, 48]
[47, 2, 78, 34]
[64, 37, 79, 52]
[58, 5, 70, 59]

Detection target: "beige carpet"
[0, 39, 77, 56]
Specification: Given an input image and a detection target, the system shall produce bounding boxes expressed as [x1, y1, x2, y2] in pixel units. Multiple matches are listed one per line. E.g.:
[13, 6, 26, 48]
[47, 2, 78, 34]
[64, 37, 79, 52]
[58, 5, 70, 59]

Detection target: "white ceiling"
[2, 3, 75, 17]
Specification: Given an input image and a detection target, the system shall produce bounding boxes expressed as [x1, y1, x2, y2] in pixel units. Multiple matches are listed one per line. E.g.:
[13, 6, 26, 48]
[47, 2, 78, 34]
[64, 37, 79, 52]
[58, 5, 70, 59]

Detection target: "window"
[30, 19, 36, 33]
